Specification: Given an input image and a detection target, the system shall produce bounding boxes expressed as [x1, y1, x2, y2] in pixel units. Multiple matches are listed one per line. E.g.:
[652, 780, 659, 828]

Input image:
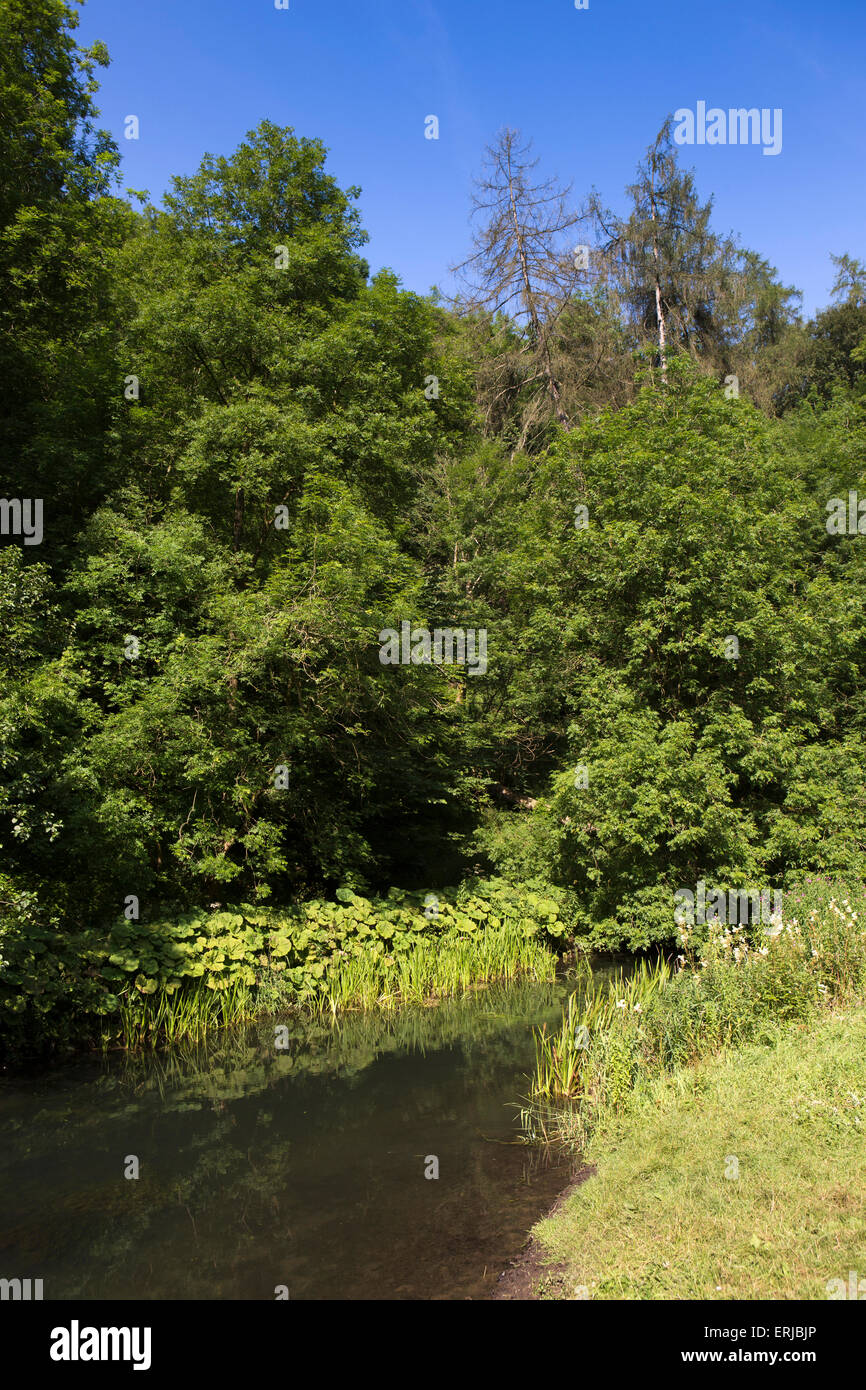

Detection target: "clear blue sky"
[76, 0, 865, 317]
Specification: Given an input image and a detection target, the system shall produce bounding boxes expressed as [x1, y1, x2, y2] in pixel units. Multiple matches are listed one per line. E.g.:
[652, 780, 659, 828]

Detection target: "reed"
[112, 922, 558, 1048]
[522, 883, 866, 1154]
[530, 956, 671, 1104]
[314, 920, 557, 1017]
[116, 979, 255, 1049]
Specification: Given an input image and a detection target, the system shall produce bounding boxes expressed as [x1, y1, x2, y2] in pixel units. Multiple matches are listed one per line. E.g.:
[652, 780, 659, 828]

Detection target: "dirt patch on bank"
[489, 1163, 595, 1300]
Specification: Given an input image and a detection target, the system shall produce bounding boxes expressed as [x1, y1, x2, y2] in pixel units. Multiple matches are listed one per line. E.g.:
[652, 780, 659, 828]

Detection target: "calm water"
[0, 977, 584, 1300]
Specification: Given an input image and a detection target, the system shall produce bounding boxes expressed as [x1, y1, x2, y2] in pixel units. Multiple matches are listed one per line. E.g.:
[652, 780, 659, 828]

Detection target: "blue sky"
[76, 0, 865, 317]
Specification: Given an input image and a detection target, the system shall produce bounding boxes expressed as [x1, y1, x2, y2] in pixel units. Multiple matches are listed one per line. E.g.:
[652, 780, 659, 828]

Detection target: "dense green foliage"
[2, 2, 865, 1051]
[448, 371, 866, 946]
[0, 876, 569, 1048]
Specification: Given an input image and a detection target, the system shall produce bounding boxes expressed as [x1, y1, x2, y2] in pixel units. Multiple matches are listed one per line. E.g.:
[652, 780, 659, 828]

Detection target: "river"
[0, 975, 585, 1300]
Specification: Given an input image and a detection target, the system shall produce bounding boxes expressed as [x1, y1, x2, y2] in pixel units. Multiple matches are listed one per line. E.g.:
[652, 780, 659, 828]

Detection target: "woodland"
[2, 0, 866, 1046]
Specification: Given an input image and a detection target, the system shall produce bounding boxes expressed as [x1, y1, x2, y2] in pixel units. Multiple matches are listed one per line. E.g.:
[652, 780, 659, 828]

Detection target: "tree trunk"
[649, 148, 668, 382]
[506, 159, 572, 429]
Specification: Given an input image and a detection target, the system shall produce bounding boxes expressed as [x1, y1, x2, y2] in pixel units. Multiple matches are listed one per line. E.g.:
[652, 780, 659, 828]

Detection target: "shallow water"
[0, 976, 584, 1300]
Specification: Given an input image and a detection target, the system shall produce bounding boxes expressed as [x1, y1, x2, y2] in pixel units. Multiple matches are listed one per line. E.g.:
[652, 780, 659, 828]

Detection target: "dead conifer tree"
[450, 128, 593, 445]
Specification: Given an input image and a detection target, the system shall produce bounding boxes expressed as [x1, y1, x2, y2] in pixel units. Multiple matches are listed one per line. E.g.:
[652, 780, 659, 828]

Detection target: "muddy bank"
[489, 1164, 595, 1300]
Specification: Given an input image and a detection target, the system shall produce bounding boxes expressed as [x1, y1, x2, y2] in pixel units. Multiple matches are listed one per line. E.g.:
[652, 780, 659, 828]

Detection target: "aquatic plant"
[0, 878, 573, 1052]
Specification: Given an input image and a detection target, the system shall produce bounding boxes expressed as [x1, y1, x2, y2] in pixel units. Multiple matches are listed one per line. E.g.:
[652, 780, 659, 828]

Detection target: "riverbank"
[0, 877, 573, 1057]
[499, 1003, 866, 1299]
[496, 879, 866, 1300]
[490, 1164, 594, 1299]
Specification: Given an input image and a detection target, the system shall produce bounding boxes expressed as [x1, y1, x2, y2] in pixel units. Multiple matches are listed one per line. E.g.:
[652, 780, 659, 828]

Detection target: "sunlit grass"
[533, 1007, 866, 1299]
[521, 881, 866, 1152]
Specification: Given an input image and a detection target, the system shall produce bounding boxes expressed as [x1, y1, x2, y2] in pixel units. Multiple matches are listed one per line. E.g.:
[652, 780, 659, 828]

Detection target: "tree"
[593, 119, 801, 404]
[450, 128, 596, 445]
[796, 301, 866, 401]
[595, 118, 740, 378]
[0, 121, 480, 922]
[830, 252, 866, 308]
[0, 0, 131, 553]
[454, 362, 866, 946]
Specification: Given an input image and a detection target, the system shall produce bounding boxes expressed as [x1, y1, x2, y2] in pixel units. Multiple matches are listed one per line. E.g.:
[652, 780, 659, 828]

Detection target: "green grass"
[523, 882, 866, 1149]
[532, 1006, 866, 1300]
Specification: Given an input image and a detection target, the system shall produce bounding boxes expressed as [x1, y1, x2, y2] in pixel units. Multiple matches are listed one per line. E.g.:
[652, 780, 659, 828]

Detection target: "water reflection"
[0, 976, 586, 1299]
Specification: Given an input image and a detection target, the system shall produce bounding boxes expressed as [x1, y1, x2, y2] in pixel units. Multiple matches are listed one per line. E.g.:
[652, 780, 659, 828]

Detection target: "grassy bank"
[525, 881, 866, 1141]
[533, 1006, 866, 1299]
[514, 879, 866, 1299]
